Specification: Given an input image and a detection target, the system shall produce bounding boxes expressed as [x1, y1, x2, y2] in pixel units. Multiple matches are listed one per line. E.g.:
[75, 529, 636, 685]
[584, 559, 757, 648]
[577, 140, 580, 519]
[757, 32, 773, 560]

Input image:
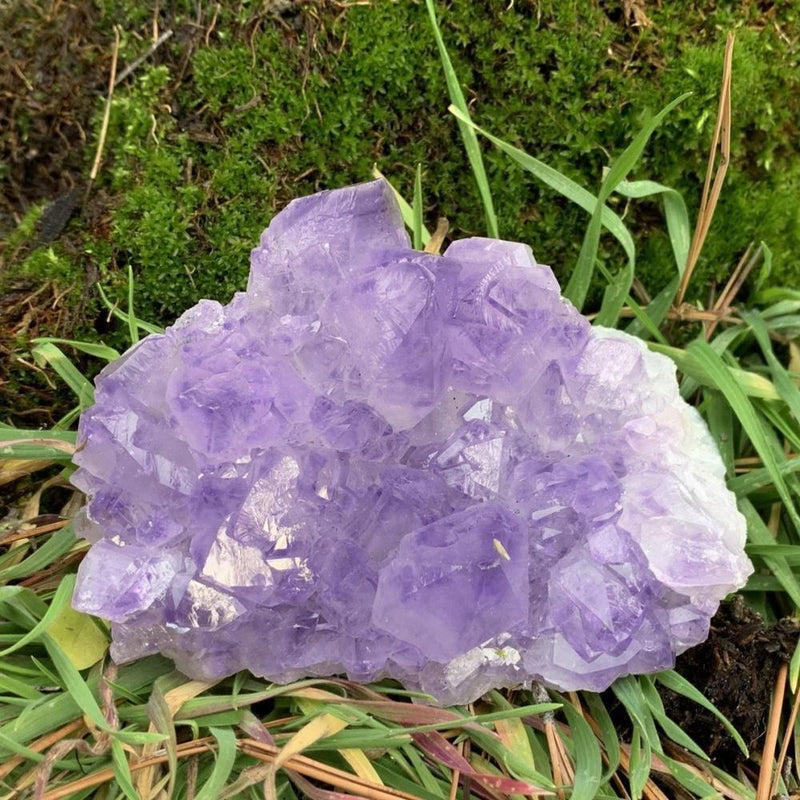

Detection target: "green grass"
[2, 2, 800, 799]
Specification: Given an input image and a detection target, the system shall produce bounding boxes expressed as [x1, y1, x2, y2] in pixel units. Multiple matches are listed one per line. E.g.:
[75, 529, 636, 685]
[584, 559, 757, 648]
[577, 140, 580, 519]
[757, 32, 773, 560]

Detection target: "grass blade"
[401, 744, 447, 797]
[615, 178, 690, 334]
[583, 692, 620, 783]
[31, 343, 94, 409]
[127, 264, 139, 345]
[688, 339, 800, 531]
[596, 261, 667, 344]
[425, 0, 498, 237]
[705, 390, 736, 477]
[372, 167, 431, 244]
[488, 691, 537, 780]
[0, 525, 77, 582]
[589, 94, 690, 323]
[615, 178, 691, 276]
[559, 699, 602, 800]
[648, 342, 780, 401]
[627, 275, 680, 337]
[0, 426, 76, 460]
[639, 677, 707, 760]
[97, 283, 164, 336]
[790, 638, 800, 692]
[41, 633, 107, 730]
[412, 164, 424, 251]
[611, 676, 660, 751]
[753, 240, 773, 294]
[739, 498, 800, 609]
[628, 726, 650, 800]
[0, 574, 75, 657]
[655, 671, 747, 757]
[741, 308, 800, 423]
[31, 338, 120, 361]
[196, 726, 238, 800]
[274, 711, 350, 770]
[661, 754, 720, 798]
[412, 730, 548, 795]
[448, 105, 635, 271]
[0, 425, 76, 443]
[111, 739, 139, 800]
[747, 544, 800, 560]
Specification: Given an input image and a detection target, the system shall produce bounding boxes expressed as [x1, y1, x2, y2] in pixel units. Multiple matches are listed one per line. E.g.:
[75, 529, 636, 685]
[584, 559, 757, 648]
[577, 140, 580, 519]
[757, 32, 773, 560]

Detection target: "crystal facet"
[72, 179, 752, 703]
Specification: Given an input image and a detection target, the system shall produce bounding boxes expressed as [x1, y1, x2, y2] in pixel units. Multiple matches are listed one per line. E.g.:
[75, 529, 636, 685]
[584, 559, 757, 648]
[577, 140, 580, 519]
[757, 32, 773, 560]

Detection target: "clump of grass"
[3, 3, 800, 799]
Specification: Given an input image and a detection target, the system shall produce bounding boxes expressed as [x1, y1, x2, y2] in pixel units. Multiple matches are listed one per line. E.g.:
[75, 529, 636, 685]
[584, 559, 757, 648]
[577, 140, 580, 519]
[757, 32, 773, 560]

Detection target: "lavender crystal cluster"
[71, 180, 751, 703]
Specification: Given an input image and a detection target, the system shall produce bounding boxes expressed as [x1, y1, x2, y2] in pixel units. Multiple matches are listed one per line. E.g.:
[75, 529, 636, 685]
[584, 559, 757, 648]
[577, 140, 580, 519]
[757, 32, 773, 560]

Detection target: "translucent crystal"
[72, 179, 752, 703]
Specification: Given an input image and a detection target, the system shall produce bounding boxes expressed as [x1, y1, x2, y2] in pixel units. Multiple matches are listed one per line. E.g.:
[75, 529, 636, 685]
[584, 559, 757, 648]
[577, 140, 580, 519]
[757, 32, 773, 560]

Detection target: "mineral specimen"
[71, 179, 752, 704]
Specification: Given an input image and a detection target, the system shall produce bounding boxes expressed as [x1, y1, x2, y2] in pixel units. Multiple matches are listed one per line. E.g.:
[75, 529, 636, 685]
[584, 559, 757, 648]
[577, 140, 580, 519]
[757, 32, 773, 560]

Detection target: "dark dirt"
[661, 597, 800, 773]
[0, 2, 111, 235]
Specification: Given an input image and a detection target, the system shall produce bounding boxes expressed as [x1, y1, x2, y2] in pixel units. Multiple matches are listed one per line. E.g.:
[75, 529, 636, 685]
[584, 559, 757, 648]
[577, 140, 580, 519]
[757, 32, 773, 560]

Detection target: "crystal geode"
[71, 179, 751, 703]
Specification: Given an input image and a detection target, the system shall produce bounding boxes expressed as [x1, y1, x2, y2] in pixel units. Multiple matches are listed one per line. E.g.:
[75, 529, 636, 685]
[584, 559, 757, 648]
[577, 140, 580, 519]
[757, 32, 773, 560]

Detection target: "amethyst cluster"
[71, 180, 751, 703]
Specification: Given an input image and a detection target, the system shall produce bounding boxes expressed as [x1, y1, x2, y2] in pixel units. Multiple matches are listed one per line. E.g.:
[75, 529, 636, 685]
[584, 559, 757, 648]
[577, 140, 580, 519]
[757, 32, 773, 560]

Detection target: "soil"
[0, 2, 111, 235]
[662, 597, 800, 773]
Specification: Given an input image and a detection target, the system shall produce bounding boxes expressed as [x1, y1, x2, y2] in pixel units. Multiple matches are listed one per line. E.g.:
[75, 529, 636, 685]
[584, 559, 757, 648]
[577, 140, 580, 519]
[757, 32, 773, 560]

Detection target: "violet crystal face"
[71, 179, 752, 703]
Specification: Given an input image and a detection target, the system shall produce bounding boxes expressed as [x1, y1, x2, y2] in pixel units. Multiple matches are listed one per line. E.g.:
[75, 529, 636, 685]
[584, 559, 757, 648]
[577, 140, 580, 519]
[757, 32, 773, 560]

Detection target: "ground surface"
[665, 599, 798, 771]
[2, 2, 800, 796]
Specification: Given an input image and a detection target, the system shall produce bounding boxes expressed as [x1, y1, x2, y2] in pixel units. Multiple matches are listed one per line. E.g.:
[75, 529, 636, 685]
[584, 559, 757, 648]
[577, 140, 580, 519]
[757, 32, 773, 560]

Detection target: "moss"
[4, 204, 43, 253]
[17, 245, 78, 285]
[9, 0, 800, 331]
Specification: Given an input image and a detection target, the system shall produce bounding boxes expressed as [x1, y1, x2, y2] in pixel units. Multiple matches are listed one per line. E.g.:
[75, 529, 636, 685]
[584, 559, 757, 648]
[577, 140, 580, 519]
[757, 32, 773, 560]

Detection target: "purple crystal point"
[372, 503, 528, 662]
[72, 179, 752, 703]
[248, 180, 409, 309]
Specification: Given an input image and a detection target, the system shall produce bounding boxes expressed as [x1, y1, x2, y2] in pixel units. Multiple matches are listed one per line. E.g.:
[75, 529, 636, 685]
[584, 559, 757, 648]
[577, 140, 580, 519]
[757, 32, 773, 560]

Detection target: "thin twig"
[10, 58, 34, 91]
[424, 217, 450, 255]
[447, 740, 463, 800]
[705, 243, 761, 340]
[87, 25, 121, 197]
[205, 3, 221, 47]
[114, 28, 174, 86]
[631, 276, 652, 305]
[757, 663, 788, 800]
[19, 549, 88, 589]
[713, 243, 755, 313]
[614, 307, 742, 325]
[675, 33, 735, 306]
[735, 454, 799, 466]
[0, 719, 85, 780]
[0, 518, 69, 546]
[545, 721, 566, 799]
[770, 683, 800, 798]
